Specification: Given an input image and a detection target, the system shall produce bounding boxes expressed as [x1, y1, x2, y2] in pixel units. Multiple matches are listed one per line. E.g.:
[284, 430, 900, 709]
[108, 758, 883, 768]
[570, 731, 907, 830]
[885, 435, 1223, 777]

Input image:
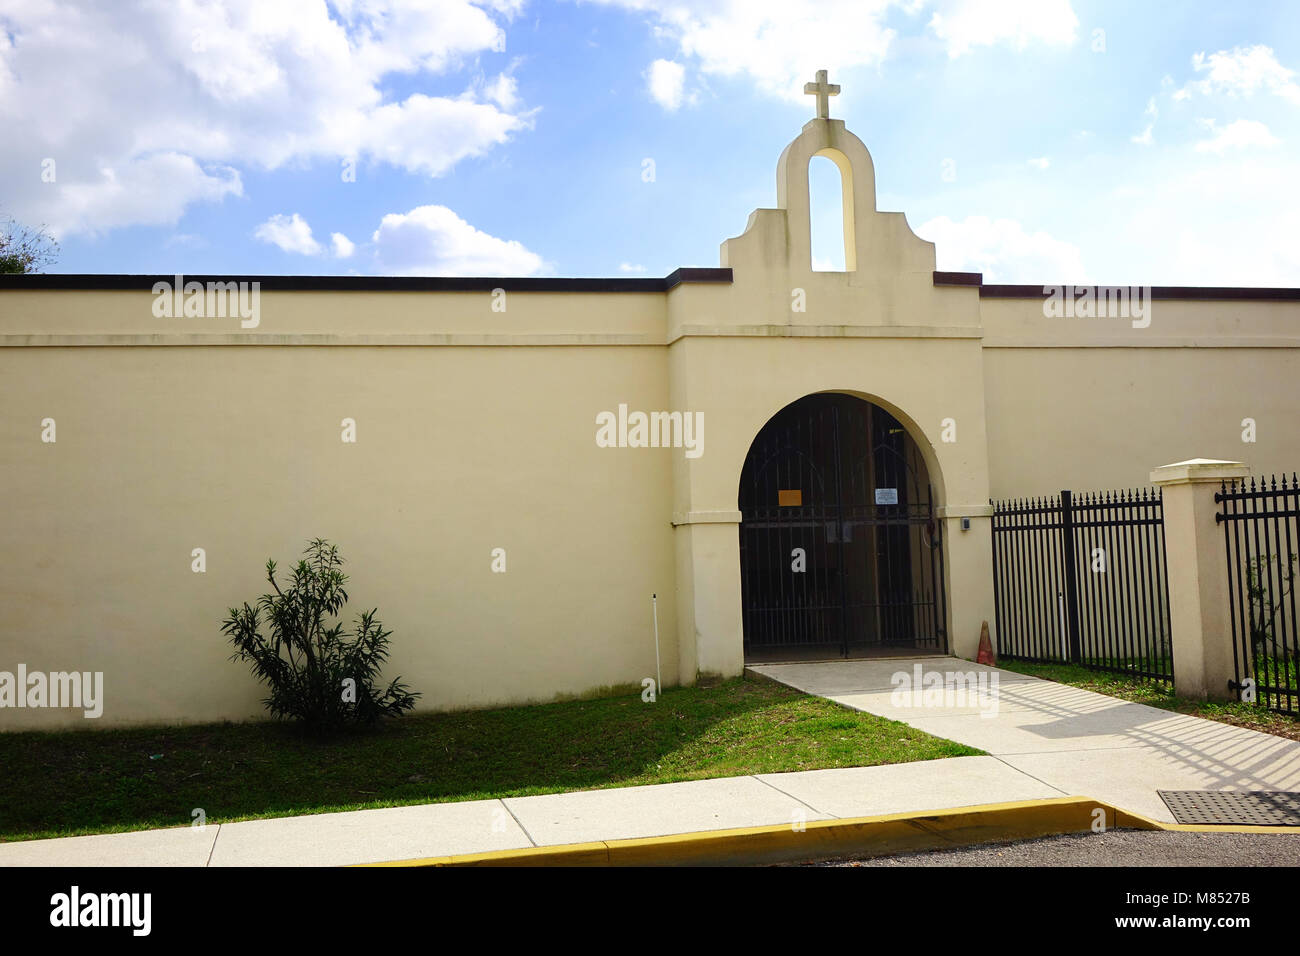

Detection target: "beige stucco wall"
[981, 297, 1300, 495]
[2, 115, 1298, 730]
[1, 337, 679, 728]
[0, 286, 669, 339]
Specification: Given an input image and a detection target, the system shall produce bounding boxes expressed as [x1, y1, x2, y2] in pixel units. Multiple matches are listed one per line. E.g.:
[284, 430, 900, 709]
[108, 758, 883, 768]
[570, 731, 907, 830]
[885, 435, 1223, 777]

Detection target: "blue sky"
[1, 0, 1297, 284]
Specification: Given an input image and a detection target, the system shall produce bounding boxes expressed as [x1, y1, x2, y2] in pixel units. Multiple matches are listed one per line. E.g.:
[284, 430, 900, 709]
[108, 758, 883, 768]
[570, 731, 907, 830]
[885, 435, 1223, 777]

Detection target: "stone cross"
[804, 69, 840, 119]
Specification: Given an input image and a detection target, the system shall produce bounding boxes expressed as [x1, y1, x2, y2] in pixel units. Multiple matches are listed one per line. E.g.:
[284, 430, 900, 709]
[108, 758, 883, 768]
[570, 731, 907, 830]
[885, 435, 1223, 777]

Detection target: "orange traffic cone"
[976, 620, 996, 666]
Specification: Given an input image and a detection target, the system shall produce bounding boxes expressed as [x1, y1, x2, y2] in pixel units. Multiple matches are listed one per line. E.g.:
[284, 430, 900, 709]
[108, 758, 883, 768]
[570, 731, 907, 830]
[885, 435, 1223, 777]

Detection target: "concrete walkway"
[0, 753, 1059, 866]
[2, 657, 1296, 865]
[750, 657, 1300, 823]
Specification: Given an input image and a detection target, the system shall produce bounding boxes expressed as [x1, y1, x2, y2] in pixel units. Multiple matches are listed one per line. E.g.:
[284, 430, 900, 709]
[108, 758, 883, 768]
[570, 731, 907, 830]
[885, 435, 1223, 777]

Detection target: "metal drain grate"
[1158, 790, 1300, 826]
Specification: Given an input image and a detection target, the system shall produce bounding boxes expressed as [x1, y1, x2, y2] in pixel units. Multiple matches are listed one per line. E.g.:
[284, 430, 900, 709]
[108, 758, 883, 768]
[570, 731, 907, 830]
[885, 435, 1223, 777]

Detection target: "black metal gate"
[1217, 474, 1300, 715]
[991, 488, 1172, 683]
[738, 393, 946, 661]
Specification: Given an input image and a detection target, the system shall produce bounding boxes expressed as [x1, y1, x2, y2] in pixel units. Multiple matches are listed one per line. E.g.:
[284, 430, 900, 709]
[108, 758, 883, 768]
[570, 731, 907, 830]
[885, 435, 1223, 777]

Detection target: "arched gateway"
[738, 393, 947, 662]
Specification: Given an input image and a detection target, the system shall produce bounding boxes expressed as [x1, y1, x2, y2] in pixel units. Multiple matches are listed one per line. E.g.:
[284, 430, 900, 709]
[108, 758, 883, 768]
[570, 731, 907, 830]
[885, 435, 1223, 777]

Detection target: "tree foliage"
[221, 539, 419, 732]
[0, 217, 59, 274]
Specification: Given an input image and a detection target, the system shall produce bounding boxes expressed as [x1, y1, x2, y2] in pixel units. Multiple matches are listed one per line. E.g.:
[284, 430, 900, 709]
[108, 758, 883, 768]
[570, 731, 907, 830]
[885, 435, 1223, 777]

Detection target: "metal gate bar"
[739, 394, 946, 659]
[991, 487, 1171, 683]
[1217, 474, 1300, 715]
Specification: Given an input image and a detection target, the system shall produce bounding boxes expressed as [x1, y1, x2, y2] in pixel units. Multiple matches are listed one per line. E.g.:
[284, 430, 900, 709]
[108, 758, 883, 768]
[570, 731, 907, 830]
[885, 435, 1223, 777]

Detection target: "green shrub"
[221, 538, 419, 731]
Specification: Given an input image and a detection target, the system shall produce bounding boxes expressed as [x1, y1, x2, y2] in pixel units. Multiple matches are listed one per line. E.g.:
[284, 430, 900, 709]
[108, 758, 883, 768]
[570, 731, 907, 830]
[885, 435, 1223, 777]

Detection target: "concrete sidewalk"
[0, 753, 1060, 866]
[750, 657, 1300, 823]
[2, 657, 1296, 865]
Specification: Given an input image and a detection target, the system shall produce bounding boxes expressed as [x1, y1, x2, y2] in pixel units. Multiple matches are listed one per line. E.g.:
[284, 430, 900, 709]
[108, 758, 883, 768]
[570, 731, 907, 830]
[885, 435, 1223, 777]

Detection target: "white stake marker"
[652, 593, 662, 699]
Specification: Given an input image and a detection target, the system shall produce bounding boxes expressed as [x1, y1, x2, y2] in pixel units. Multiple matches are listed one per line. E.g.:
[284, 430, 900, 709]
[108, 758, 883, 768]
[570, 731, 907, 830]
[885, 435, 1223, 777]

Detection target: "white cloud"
[646, 58, 686, 110]
[254, 213, 323, 255]
[1177, 45, 1300, 104]
[916, 215, 1086, 283]
[485, 72, 521, 110]
[47, 152, 243, 236]
[371, 204, 543, 275]
[618, 262, 647, 273]
[331, 232, 356, 258]
[252, 209, 538, 272]
[347, 93, 530, 177]
[592, 0, 1079, 104]
[1027, 157, 1049, 169]
[1111, 155, 1300, 285]
[0, 0, 531, 236]
[589, 0, 899, 101]
[1130, 96, 1157, 145]
[928, 0, 1077, 58]
[478, 0, 528, 17]
[1194, 118, 1279, 154]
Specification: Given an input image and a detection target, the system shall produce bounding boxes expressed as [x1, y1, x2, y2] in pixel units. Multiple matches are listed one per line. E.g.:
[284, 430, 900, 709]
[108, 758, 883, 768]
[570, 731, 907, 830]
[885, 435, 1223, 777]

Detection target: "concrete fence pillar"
[1150, 458, 1250, 702]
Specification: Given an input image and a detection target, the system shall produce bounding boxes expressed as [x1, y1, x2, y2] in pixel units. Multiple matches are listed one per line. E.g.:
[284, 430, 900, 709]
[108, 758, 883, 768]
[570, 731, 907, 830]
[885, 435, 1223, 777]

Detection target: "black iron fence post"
[1060, 489, 1083, 663]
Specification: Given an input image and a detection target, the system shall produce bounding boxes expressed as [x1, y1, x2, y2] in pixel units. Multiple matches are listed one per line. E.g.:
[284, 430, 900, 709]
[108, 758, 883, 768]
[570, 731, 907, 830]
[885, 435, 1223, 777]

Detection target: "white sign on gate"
[874, 488, 898, 505]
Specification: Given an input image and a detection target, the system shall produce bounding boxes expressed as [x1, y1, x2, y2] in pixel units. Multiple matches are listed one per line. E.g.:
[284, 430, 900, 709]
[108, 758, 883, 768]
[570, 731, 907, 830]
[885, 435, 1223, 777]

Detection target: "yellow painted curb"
[360, 796, 1162, 868]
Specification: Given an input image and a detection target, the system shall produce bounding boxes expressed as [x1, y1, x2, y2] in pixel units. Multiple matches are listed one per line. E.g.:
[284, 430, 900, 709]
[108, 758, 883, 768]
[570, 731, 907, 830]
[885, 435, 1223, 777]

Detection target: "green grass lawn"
[995, 659, 1300, 742]
[0, 675, 980, 842]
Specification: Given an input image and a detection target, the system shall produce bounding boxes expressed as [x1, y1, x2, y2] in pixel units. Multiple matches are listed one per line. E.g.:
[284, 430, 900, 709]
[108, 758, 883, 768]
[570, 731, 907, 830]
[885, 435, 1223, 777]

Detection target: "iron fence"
[1216, 474, 1300, 716]
[991, 487, 1172, 683]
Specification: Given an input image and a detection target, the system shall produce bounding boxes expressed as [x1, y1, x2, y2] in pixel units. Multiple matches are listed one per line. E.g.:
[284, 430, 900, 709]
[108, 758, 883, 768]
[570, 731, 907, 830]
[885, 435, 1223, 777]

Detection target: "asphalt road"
[815, 830, 1300, 866]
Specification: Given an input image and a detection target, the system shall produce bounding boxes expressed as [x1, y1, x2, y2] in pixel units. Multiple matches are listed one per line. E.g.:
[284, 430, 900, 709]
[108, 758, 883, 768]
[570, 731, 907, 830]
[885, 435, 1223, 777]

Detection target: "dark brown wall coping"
[0, 267, 733, 293]
[933, 271, 1300, 301]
